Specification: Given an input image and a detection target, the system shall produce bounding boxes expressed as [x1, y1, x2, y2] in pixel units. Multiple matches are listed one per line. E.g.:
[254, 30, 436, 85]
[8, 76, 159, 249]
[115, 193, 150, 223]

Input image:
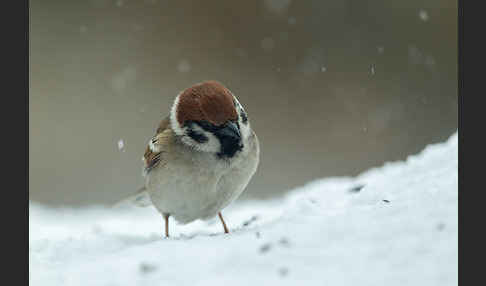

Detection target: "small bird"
[123, 81, 260, 237]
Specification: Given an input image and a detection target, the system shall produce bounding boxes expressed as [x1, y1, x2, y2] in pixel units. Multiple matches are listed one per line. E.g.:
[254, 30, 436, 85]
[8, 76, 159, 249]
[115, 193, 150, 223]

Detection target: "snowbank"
[29, 132, 458, 286]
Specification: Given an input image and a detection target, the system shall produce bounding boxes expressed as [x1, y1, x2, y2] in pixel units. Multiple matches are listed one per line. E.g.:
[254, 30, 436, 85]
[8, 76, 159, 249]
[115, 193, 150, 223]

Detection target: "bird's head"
[170, 81, 252, 159]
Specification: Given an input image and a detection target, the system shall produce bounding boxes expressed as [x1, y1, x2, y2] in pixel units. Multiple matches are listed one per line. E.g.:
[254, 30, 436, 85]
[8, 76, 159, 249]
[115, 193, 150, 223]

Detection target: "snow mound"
[29, 132, 458, 286]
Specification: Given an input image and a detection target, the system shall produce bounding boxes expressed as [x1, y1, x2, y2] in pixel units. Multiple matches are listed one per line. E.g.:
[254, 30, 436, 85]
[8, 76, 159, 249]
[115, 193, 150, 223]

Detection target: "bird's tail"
[112, 186, 152, 208]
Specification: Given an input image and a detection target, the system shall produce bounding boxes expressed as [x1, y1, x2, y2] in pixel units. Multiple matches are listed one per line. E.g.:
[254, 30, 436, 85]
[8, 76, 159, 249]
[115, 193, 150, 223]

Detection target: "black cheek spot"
[187, 129, 208, 143]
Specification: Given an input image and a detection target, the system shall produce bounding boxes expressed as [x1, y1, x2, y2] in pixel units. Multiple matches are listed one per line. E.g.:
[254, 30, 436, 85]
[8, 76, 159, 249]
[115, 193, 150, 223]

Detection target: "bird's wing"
[113, 116, 173, 208]
[143, 115, 173, 175]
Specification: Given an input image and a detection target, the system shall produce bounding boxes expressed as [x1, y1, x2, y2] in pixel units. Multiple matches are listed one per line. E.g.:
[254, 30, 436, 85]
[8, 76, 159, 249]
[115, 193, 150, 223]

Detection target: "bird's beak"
[217, 121, 241, 142]
[216, 121, 242, 158]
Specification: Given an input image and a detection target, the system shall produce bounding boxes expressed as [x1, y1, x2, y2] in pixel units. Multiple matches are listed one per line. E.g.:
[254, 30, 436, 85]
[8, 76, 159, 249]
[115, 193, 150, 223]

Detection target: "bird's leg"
[218, 212, 229, 234]
[163, 213, 170, 238]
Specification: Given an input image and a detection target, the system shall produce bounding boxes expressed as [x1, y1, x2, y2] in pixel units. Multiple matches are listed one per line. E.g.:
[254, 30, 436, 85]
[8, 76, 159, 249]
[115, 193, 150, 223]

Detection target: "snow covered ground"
[29, 132, 458, 286]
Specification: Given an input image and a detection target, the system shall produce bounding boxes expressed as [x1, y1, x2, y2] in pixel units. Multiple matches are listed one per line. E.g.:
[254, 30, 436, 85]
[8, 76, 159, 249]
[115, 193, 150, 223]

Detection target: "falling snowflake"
[425, 55, 436, 68]
[419, 9, 429, 22]
[117, 139, 125, 151]
[177, 60, 191, 73]
[235, 48, 248, 59]
[261, 37, 275, 52]
[111, 67, 137, 94]
[264, 0, 292, 15]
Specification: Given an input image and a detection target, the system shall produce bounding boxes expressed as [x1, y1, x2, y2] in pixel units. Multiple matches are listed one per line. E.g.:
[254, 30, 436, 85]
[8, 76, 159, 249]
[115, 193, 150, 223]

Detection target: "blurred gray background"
[29, 0, 457, 206]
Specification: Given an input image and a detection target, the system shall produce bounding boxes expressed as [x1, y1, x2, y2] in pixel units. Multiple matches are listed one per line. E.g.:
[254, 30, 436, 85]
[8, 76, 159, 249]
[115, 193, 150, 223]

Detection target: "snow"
[111, 67, 137, 93]
[177, 59, 191, 73]
[419, 9, 429, 22]
[264, 0, 292, 15]
[79, 25, 87, 34]
[29, 132, 458, 286]
[117, 139, 125, 151]
[261, 37, 276, 52]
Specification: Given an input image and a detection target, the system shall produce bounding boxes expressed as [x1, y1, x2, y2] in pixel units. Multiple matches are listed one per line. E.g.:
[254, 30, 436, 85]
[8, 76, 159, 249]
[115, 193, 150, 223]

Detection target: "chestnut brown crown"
[175, 81, 238, 127]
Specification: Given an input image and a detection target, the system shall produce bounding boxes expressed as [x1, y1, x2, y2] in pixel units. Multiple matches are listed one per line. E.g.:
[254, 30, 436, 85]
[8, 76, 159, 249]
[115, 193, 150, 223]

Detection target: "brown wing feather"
[143, 116, 172, 175]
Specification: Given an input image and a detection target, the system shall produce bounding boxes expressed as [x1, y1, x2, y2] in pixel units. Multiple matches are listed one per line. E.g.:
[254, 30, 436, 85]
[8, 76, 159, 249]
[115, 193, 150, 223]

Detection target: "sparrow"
[124, 81, 260, 237]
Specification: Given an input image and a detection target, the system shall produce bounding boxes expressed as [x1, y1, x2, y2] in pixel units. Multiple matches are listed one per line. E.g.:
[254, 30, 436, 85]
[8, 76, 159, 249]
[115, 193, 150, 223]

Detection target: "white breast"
[145, 131, 259, 224]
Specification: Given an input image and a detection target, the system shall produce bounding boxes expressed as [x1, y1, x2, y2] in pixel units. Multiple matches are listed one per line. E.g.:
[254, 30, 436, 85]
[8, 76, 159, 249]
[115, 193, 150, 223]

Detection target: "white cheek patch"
[181, 124, 221, 153]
